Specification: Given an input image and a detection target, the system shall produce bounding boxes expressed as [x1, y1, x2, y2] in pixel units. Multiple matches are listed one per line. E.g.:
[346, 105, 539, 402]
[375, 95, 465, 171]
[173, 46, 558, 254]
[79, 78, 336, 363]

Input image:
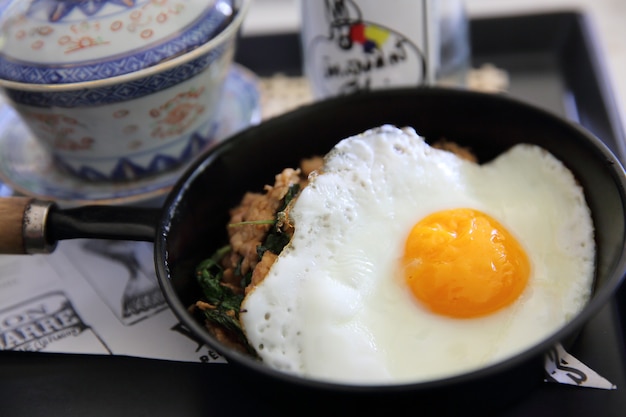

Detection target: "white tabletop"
[241, 0, 626, 134]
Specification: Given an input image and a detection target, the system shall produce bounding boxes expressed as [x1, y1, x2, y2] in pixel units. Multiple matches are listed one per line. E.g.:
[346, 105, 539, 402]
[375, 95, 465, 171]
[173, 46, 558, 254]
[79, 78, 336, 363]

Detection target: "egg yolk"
[402, 208, 530, 318]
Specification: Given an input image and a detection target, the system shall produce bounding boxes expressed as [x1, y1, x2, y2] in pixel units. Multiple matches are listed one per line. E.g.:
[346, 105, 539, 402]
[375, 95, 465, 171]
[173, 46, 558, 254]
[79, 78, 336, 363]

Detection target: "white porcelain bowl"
[0, 0, 249, 182]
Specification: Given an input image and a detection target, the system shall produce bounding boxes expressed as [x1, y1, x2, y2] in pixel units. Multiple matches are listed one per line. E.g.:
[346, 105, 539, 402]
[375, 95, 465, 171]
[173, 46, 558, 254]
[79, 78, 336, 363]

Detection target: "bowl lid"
[0, 0, 234, 84]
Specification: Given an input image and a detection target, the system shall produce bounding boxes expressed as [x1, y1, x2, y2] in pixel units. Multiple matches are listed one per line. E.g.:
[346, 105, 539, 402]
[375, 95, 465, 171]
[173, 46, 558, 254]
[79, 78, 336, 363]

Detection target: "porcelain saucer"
[0, 64, 261, 207]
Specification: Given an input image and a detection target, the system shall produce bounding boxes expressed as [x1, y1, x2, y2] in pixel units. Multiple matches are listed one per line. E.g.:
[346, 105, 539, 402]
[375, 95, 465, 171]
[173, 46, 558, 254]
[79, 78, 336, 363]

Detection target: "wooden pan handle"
[0, 197, 56, 254]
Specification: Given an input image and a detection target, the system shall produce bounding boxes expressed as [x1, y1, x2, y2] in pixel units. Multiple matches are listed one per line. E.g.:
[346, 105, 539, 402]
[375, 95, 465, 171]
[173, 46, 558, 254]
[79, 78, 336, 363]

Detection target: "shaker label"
[302, 0, 433, 97]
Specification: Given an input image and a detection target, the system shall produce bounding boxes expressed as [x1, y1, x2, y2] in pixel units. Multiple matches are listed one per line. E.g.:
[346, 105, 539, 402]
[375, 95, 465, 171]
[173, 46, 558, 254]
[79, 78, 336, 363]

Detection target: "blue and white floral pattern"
[0, 0, 247, 184]
[0, 64, 260, 196]
[3, 43, 229, 106]
[29, 0, 136, 22]
[0, 0, 233, 83]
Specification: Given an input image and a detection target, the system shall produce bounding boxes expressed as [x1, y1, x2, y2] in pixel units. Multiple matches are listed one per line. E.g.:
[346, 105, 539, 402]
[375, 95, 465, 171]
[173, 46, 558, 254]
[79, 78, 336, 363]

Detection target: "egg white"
[240, 125, 595, 384]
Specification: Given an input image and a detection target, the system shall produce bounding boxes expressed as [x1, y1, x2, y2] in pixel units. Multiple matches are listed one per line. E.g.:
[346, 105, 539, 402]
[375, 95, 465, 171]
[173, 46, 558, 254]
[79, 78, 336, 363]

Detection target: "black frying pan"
[1, 87, 625, 416]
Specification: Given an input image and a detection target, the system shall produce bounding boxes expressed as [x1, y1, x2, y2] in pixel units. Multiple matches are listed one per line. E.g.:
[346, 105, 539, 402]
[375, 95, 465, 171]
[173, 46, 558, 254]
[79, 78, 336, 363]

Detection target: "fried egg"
[240, 125, 595, 385]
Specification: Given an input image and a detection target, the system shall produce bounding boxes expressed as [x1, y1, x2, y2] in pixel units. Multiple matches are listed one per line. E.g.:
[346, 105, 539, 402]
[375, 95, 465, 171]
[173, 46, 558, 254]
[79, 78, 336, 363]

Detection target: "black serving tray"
[1, 11, 625, 417]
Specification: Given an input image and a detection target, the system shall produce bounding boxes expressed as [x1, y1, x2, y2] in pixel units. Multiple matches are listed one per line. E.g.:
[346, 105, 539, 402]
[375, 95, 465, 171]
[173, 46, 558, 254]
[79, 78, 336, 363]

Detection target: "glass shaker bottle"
[300, 0, 471, 99]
